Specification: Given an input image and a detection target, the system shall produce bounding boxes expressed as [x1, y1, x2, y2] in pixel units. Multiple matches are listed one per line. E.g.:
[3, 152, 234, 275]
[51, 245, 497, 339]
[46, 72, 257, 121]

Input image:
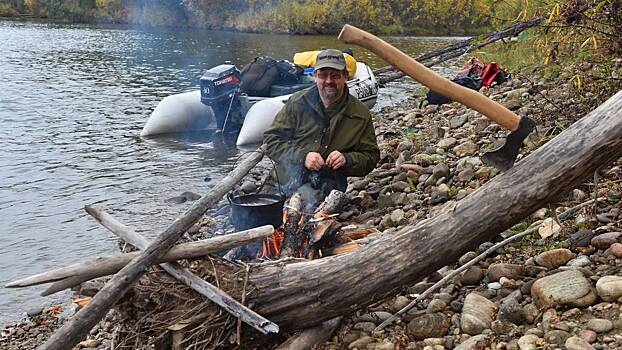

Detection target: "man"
[263, 49, 380, 197]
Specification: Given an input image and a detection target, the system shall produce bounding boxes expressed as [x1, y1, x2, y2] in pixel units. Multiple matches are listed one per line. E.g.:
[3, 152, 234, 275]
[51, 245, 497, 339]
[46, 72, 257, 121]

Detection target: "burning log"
[37, 145, 266, 350]
[279, 189, 347, 259]
[302, 190, 347, 258]
[280, 192, 302, 258]
[229, 91, 622, 331]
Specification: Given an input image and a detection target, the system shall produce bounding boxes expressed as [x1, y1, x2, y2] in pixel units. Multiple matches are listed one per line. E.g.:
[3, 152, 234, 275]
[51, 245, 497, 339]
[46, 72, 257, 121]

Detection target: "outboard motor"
[200, 64, 247, 131]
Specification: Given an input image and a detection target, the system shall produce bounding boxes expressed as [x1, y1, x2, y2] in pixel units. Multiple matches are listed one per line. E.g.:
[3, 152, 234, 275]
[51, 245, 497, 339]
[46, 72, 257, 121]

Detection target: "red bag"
[481, 62, 499, 87]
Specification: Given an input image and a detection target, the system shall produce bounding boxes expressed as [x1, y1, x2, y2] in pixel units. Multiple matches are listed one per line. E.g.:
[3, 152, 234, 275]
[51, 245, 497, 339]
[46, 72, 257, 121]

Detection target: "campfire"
[254, 189, 379, 260]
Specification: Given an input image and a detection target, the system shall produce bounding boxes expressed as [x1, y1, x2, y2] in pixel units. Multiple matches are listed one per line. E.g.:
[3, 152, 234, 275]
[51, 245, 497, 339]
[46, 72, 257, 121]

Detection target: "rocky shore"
[2, 63, 622, 349]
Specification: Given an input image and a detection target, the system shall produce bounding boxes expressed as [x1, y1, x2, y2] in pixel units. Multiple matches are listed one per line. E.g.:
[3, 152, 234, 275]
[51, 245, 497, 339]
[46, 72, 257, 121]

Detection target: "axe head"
[481, 115, 536, 171]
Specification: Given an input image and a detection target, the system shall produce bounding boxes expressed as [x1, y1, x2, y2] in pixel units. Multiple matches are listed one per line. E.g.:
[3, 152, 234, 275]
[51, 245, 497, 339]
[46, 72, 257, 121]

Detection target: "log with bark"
[37, 146, 266, 350]
[219, 91, 622, 331]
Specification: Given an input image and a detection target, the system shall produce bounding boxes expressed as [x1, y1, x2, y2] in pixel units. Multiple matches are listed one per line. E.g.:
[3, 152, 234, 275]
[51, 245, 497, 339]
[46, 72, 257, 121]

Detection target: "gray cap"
[315, 49, 346, 71]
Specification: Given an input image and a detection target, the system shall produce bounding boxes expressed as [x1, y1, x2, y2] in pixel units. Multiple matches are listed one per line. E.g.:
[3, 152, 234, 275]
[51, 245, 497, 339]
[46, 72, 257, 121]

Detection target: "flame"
[256, 228, 284, 259]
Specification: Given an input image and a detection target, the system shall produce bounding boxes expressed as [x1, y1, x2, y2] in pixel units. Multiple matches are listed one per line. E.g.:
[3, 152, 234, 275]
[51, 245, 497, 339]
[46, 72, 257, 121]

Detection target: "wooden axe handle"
[338, 24, 520, 131]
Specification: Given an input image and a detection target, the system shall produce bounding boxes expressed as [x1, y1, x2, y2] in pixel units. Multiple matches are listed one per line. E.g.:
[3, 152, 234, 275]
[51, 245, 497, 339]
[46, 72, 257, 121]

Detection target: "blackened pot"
[227, 193, 285, 231]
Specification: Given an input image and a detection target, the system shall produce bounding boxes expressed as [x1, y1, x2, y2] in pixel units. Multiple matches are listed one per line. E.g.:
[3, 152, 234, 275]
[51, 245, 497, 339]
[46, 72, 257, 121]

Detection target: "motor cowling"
[200, 64, 240, 104]
[200, 64, 243, 130]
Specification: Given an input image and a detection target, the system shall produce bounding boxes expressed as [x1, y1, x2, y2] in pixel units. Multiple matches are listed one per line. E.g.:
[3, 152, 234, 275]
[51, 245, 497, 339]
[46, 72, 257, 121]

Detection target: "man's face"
[315, 68, 348, 105]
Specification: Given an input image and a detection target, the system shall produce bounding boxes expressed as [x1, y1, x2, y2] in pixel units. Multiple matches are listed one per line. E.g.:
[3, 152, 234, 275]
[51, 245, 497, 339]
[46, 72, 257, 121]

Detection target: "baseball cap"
[315, 49, 346, 71]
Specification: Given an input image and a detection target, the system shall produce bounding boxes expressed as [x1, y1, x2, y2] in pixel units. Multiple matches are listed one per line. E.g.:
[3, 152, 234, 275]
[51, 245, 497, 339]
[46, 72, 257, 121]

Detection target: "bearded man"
[263, 49, 380, 197]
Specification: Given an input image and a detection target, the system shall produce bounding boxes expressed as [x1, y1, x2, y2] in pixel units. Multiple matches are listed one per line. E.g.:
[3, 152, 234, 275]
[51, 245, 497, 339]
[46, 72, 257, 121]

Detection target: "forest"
[1, 0, 529, 35]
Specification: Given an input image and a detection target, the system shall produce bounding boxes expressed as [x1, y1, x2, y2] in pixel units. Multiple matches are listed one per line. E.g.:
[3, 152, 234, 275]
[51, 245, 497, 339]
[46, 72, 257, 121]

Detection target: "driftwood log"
[38, 146, 266, 350]
[6, 224, 274, 292]
[234, 92, 622, 331]
[85, 206, 278, 334]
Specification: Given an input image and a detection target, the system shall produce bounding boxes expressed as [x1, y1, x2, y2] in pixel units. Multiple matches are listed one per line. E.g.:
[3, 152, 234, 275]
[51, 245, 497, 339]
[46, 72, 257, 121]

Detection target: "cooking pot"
[227, 192, 285, 231]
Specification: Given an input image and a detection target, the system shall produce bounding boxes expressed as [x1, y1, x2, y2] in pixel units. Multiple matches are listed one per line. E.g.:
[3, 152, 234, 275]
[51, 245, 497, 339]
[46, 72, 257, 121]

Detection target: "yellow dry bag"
[293, 51, 357, 77]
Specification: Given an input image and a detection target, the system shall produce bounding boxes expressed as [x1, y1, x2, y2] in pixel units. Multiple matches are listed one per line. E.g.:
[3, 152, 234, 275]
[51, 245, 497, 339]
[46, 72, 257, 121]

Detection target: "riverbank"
[2, 60, 622, 349]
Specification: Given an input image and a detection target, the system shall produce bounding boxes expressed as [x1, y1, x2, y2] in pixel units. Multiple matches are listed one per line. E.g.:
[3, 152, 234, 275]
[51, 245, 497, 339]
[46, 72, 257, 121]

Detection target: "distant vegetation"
[1, 0, 511, 35]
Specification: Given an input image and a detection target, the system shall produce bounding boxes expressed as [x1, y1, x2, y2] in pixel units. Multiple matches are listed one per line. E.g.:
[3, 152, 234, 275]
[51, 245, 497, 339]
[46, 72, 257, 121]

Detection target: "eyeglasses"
[315, 71, 344, 80]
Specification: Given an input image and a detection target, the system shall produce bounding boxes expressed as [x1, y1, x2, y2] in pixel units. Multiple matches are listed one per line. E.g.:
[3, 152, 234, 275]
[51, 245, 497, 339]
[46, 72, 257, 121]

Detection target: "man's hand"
[305, 152, 325, 171]
[325, 150, 346, 169]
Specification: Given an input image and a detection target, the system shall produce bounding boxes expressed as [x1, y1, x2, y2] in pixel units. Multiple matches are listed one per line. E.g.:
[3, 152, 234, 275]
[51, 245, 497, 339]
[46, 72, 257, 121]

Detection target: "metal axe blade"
[481, 115, 537, 171]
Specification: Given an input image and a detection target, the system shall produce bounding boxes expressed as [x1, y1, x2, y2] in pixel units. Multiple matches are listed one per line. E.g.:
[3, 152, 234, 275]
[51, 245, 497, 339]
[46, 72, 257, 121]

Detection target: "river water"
[0, 19, 462, 323]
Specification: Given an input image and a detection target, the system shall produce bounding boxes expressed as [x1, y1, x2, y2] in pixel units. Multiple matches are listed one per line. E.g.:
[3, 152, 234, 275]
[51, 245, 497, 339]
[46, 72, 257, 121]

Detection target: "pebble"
[586, 318, 614, 333]
[438, 137, 457, 148]
[392, 295, 410, 312]
[523, 303, 540, 324]
[531, 270, 596, 308]
[534, 248, 576, 268]
[460, 266, 485, 285]
[567, 255, 591, 267]
[487, 263, 530, 281]
[426, 299, 447, 313]
[544, 330, 571, 345]
[461, 292, 498, 335]
[454, 334, 490, 350]
[595, 275, 622, 301]
[348, 336, 375, 349]
[353, 321, 377, 332]
[565, 336, 596, 350]
[453, 141, 478, 157]
[517, 334, 539, 350]
[408, 313, 451, 340]
[591, 232, 621, 250]
[458, 251, 477, 265]
[497, 297, 525, 325]
[609, 242, 622, 257]
[26, 307, 43, 317]
[578, 329, 597, 343]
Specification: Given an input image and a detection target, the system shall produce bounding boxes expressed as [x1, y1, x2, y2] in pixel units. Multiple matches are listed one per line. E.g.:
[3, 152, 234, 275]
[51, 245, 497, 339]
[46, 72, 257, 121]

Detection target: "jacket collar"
[301, 85, 350, 119]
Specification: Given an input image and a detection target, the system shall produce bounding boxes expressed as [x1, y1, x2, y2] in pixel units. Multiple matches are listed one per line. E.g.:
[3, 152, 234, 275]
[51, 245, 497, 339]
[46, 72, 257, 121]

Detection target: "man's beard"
[319, 83, 342, 102]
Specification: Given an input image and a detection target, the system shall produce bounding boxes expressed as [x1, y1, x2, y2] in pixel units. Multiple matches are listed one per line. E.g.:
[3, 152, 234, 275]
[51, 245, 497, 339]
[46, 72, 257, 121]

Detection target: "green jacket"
[263, 86, 379, 191]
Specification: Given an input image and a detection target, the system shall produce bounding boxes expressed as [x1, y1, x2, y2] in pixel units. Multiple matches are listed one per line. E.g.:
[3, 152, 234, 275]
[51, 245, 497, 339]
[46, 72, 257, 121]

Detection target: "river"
[0, 18, 463, 323]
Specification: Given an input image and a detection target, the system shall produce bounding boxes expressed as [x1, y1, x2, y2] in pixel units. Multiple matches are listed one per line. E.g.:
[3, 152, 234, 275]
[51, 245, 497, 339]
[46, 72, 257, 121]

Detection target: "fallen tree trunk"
[240, 92, 622, 330]
[6, 224, 274, 291]
[38, 146, 266, 350]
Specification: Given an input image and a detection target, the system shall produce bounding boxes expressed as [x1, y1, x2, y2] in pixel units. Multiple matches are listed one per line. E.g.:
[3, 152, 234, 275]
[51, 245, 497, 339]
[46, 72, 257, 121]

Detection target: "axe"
[338, 24, 536, 171]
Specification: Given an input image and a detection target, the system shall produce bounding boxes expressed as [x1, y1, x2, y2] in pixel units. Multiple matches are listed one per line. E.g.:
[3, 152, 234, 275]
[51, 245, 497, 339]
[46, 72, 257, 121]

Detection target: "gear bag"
[426, 76, 482, 105]
[240, 56, 280, 97]
[275, 60, 304, 85]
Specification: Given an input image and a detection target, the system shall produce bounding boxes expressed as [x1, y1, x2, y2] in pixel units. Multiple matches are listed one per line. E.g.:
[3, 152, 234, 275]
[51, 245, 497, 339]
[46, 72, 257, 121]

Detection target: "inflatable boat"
[140, 61, 379, 146]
